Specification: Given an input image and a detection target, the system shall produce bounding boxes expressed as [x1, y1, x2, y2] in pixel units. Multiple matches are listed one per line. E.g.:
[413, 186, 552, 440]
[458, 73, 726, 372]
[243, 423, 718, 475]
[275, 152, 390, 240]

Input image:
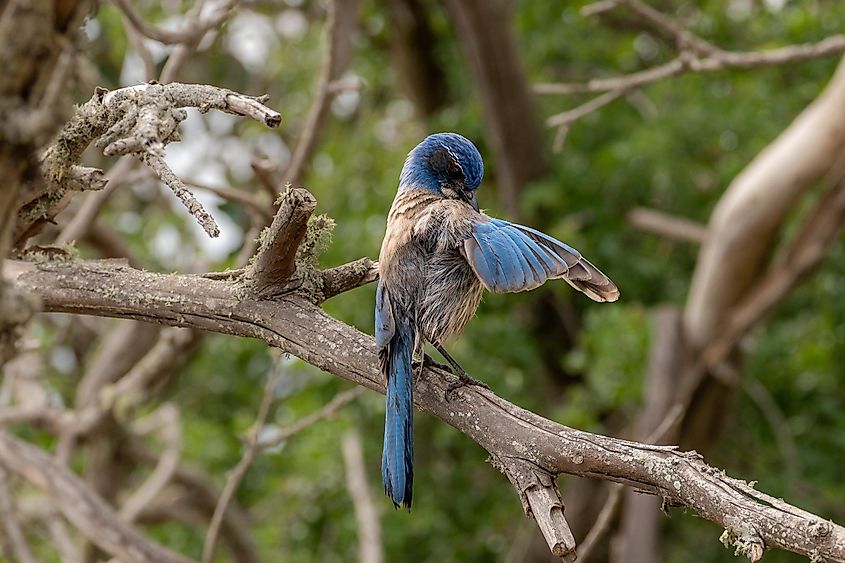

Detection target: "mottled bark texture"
[6, 258, 845, 562]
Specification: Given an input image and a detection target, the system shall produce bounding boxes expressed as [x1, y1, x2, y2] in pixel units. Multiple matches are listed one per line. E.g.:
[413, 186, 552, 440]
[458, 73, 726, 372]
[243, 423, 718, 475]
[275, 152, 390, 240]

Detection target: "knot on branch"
[720, 523, 765, 562]
[492, 455, 576, 561]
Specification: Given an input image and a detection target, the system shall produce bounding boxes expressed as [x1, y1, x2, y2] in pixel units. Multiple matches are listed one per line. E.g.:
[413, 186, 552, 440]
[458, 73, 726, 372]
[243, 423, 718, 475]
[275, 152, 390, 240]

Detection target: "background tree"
[2, 1, 845, 562]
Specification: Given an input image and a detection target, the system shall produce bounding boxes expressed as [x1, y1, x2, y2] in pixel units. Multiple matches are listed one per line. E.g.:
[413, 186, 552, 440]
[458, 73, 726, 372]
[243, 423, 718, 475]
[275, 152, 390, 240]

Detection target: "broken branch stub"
[245, 187, 317, 298]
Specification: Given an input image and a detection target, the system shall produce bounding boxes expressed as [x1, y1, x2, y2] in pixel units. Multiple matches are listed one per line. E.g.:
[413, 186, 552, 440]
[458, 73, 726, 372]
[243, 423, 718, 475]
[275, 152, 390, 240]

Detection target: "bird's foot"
[412, 354, 451, 382]
[444, 371, 489, 402]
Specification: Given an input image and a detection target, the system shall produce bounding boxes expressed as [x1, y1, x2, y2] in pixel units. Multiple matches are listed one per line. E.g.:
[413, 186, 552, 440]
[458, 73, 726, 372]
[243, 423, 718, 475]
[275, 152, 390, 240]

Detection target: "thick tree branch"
[6, 258, 845, 562]
[685, 56, 845, 348]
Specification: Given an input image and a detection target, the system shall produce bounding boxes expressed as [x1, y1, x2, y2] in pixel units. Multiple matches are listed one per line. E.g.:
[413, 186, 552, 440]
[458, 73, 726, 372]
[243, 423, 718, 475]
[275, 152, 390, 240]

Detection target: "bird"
[376, 132, 619, 510]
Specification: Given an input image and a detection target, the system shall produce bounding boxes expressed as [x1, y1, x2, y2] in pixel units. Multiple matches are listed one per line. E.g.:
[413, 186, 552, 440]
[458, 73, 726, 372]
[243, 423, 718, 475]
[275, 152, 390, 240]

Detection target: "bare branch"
[120, 404, 183, 523]
[537, 1, 845, 128]
[321, 258, 379, 301]
[203, 364, 282, 563]
[546, 88, 630, 128]
[699, 158, 845, 371]
[686, 57, 845, 349]
[143, 153, 220, 237]
[0, 470, 37, 563]
[610, 0, 719, 55]
[43, 513, 82, 563]
[577, 483, 623, 563]
[256, 387, 364, 450]
[245, 187, 317, 297]
[0, 431, 194, 563]
[628, 207, 707, 244]
[282, 0, 359, 187]
[113, 0, 238, 45]
[183, 180, 273, 222]
[9, 257, 845, 561]
[537, 37, 845, 97]
[342, 429, 383, 563]
[24, 83, 281, 246]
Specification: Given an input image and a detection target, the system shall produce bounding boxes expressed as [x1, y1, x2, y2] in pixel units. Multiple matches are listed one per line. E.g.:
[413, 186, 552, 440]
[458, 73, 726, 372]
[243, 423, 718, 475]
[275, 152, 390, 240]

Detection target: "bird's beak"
[464, 190, 479, 212]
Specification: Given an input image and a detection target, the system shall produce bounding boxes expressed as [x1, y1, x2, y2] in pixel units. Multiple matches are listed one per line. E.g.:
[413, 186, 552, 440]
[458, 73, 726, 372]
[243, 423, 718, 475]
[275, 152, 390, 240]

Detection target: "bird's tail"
[380, 323, 414, 510]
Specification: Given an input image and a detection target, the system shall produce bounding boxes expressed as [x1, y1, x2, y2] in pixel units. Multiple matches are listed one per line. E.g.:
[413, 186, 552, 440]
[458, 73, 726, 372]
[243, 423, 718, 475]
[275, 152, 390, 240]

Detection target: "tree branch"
[113, 0, 238, 46]
[22, 83, 281, 245]
[537, 0, 845, 130]
[282, 0, 359, 188]
[0, 430, 194, 563]
[244, 187, 317, 297]
[7, 257, 845, 562]
[342, 429, 383, 563]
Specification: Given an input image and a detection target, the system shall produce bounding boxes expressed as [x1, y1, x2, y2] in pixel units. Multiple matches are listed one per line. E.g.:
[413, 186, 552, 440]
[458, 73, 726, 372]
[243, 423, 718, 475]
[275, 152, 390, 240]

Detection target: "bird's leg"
[413, 353, 451, 372]
[433, 343, 489, 400]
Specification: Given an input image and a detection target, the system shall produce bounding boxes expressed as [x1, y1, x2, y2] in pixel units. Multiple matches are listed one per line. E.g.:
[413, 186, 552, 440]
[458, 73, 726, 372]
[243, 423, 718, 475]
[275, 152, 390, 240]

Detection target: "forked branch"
[6, 256, 845, 562]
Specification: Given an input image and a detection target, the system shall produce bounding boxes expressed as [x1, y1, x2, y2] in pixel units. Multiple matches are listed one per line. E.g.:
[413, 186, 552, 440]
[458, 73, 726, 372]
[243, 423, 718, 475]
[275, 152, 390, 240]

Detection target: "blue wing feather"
[464, 218, 619, 301]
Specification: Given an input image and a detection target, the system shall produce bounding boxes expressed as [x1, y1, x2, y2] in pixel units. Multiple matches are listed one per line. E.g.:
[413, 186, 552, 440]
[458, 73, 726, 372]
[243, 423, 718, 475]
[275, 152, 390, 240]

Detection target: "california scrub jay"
[376, 132, 619, 509]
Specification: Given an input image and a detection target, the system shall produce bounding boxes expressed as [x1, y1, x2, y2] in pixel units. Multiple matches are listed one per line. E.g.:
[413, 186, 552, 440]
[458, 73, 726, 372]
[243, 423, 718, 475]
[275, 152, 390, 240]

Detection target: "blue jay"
[376, 133, 619, 509]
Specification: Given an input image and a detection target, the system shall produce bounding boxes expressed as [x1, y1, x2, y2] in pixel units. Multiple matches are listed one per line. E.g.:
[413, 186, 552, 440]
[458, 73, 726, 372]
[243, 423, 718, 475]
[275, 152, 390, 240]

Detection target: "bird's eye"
[447, 161, 464, 180]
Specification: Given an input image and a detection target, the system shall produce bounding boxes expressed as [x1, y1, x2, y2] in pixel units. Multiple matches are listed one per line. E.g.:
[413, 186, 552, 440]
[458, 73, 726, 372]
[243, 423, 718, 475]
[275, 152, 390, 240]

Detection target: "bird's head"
[399, 132, 484, 211]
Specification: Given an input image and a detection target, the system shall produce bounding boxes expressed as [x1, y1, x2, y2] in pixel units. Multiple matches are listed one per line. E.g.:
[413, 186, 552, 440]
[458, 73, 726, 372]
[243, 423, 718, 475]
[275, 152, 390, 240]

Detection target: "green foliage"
[62, 1, 845, 561]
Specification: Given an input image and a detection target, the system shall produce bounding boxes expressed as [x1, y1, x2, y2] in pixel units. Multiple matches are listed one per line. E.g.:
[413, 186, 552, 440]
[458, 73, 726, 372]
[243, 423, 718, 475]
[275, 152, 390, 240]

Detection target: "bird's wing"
[375, 279, 395, 348]
[462, 218, 620, 302]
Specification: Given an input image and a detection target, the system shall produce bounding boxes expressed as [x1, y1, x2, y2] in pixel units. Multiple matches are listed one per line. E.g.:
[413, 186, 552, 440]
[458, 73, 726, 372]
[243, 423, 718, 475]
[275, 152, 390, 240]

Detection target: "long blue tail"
[380, 323, 414, 510]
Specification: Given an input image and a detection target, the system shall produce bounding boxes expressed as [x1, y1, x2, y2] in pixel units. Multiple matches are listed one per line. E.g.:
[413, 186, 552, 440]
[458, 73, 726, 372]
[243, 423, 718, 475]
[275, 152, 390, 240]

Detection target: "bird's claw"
[444, 372, 489, 402]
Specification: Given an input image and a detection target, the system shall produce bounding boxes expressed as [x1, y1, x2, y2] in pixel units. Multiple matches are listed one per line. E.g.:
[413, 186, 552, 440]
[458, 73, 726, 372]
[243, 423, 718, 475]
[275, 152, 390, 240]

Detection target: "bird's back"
[379, 188, 484, 345]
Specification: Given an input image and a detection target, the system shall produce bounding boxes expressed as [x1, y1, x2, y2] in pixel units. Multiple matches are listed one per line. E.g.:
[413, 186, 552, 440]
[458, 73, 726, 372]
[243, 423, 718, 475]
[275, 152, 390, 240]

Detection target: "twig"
[546, 88, 630, 127]
[156, 0, 241, 83]
[536, 4, 845, 128]
[250, 158, 280, 201]
[536, 36, 845, 96]
[202, 362, 283, 563]
[57, 157, 138, 245]
[120, 404, 183, 523]
[143, 153, 221, 237]
[184, 179, 273, 222]
[0, 470, 37, 563]
[113, 0, 238, 45]
[129, 443, 260, 563]
[256, 386, 364, 449]
[320, 258, 379, 301]
[577, 483, 623, 563]
[122, 12, 157, 81]
[43, 513, 82, 563]
[742, 377, 801, 482]
[282, 0, 359, 187]
[628, 207, 707, 244]
[611, 0, 719, 55]
[40, 83, 281, 242]
[342, 429, 383, 563]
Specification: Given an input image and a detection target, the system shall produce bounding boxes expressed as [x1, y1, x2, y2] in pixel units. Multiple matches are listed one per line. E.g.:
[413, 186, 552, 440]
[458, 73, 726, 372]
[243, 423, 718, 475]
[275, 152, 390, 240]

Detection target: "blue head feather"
[399, 133, 484, 195]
